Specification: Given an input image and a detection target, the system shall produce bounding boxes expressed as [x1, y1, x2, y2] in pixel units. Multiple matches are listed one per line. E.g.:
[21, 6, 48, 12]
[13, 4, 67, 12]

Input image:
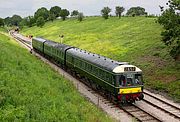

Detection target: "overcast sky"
[0, 0, 168, 18]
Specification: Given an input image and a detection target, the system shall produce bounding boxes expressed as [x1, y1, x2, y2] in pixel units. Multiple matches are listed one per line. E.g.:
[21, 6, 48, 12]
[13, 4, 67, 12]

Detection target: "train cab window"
[126, 74, 134, 86]
[127, 78, 133, 86]
[135, 74, 143, 85]
[119, 75, 126, 86]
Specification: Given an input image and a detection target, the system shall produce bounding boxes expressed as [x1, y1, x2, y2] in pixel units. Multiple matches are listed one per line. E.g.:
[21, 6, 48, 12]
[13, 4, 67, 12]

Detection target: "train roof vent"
[104, 58, 106, 60]
[111, 61, 114, 63]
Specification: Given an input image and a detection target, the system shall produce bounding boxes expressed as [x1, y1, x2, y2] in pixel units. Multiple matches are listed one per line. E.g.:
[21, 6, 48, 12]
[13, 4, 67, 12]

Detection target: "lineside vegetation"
[0, 32, 113, 121]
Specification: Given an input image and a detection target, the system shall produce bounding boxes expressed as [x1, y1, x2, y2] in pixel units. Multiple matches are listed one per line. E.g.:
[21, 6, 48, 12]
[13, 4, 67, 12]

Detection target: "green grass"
[22, 16, 180, 102]
[0, 33, 114, 121]
[0, 27, 6, 33]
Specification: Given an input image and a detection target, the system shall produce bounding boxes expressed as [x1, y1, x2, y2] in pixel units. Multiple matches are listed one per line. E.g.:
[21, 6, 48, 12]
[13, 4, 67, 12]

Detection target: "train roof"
[67, 48, 142, 73]
[33, 37, 142, 73]
[44, 40, 59, 47]
[44, 40, 73, 51]
[33, 37, 73, 51]
[33, 37, 47, 43]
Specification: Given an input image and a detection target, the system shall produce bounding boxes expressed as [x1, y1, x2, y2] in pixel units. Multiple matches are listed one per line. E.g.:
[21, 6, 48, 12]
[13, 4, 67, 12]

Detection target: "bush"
[36, 17, 45, 27]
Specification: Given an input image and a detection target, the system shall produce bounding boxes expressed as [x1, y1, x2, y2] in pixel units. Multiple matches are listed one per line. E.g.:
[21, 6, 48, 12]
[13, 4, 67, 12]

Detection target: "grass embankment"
[22, 17, 180, 102]
[0, 33, 113, 121]
[0, 27, 6, 33]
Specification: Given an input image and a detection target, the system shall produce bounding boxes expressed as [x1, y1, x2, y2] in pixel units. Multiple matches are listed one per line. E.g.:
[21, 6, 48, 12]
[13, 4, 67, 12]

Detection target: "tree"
[0, 18, 4, 27]
[115, 6, 125, 18]
[36, 16, 45, 27]
[126, 6, 147, 16]
[50, 6, 61, 18]
[4, 17, 12, 26]
[34, 7, 49, 21]
[158, 0, 180, 59]
[27, 16, 36, 27]
[60, 9, 70, 20]
[20, 16, 36, 27]
[101, 7, 111, 19]
[71, 10, 79, 17]
[77, 12, 84, 22]
[19, 18, 27, 29]
[49, 12, 56, 22]
[10, 15, 22, 26]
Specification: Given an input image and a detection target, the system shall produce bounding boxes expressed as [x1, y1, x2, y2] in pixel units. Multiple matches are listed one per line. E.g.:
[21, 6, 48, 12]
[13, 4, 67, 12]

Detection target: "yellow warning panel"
[119, 87, 141, 94]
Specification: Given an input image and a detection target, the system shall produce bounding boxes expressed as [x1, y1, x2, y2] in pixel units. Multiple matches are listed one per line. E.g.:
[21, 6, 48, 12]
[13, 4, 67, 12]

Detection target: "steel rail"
[143, 91, 180, 110]
[120, 104, 162, 122]
[143, 92, 180, 120]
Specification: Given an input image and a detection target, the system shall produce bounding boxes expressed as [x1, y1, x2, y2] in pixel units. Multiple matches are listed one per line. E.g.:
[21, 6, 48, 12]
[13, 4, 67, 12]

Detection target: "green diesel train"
[32, 37, 144, 103]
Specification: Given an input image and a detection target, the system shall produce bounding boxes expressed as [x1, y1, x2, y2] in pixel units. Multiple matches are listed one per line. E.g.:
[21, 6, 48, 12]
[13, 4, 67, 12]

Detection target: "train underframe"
[118, 93, 144, 103]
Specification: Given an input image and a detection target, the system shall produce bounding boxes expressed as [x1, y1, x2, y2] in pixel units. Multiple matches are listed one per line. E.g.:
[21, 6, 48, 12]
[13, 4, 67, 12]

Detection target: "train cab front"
[117, 87, 144, 103]
[117, 73, 144, 103]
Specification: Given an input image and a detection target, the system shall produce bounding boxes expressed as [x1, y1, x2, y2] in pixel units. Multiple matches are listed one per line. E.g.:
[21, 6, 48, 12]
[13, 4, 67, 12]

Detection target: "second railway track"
[143, 91, 180, 120]
[120, 104, 162, 122]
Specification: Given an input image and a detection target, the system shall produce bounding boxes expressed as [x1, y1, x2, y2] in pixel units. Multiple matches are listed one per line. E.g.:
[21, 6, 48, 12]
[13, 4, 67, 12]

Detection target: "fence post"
[98, 95, 99, 106]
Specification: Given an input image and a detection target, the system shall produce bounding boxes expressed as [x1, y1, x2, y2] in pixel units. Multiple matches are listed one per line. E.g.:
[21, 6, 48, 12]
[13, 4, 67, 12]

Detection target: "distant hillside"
[22, 16, 180, 101]
[0, 32, 113, 121]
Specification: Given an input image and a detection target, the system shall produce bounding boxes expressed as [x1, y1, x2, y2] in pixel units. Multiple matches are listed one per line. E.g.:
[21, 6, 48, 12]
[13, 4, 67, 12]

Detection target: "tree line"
[101, 6, 148, 19]
[0, 6, 149, 28]
[0, 6, 84, 28]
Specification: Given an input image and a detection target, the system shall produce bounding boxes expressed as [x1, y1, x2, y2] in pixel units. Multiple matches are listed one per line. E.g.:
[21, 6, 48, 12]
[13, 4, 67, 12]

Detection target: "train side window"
[90, 65, 92, 72]
[98, 68, 100, 76]
[82, 62, 84, 68]
[106, 73, 108, 81]
[100, 70, 102, 78]
[85, 63, 87, 70]
[95, 67, 97, 74]
[76, 59, 78, 66]
[112, 75, 115, 85]
[79, 60, 82, 67]
[102, 71, 104, 79]
[120, 75, 126, 86]
[102, 72, 105, 80]
[87, 64, 89, 71]
[98, 69, 100, 77]
[111, 76, 113, 82]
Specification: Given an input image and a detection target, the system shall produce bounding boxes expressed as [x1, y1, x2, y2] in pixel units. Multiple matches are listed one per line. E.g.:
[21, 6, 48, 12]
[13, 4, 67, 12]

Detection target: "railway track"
[11, 31, 180, 122]
[120, 104, 162, 122]
[84, 87, 162, 122]
[143, 91, 180, 120]
[10, 31, 32, 49]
